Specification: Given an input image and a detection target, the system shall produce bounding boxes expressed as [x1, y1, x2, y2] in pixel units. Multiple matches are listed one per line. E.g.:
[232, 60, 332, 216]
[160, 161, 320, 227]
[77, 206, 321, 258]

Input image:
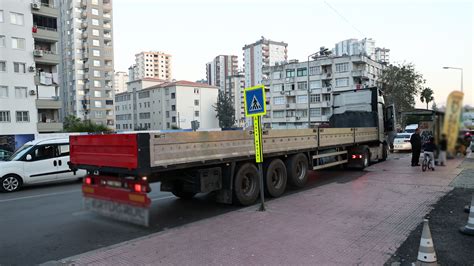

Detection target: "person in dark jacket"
[439, 134, 447, 166]
[410, 128, 422, 166]
[423, 137, 437, 170]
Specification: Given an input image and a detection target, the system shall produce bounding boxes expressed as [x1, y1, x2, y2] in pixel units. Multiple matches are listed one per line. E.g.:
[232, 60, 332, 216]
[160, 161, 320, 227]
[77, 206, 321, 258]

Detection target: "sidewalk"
[54, 155, 463, 265]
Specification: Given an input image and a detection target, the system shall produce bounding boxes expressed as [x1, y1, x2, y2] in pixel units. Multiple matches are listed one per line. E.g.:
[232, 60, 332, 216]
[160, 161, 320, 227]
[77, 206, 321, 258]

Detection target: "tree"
[63, 115, 111, 133]
[420, 87, 434, 110]
[380, 63, 425, 121]
[214, 91, 235, 128]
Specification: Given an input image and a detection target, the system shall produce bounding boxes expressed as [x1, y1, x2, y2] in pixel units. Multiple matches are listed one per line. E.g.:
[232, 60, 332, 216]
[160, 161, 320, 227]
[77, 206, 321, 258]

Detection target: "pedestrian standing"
[439, 134, 447, 166]
[410, 128, 422, 166]
[423, 137, 437, 170]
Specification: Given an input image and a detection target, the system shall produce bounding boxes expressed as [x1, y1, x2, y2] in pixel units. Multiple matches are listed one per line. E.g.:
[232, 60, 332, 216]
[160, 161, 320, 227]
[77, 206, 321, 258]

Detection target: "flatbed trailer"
[69, 87, 396, 226]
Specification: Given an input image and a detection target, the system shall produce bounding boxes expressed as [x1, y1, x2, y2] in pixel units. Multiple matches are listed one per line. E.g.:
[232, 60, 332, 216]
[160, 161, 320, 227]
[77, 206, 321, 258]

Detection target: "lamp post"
[443, 66, 463, 93]
[307, 47, 328, 127]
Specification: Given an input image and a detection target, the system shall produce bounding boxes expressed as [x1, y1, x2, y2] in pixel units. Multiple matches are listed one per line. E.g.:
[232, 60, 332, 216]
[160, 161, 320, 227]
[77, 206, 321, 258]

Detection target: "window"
[0, 86, 8, 98]
[93, 70, 100, 77]
[0, 35, 5, 47]
[171, 92, 175, 99]
[166, 122, 170, 129]
[194, 99, 199, 106]
[335, 78, 349, 87]
[92, 29, 100, 36]
[13, 62, 26, 73]
[309, 66, 320, 75]
[15, 87, 26, 98]
[139, 112, 150, 119]
[0, 111, 10, 122]
[94, 90, 101, 97]
[93, 60, 100, 66]
[309, 80, 321, 90]
[273, 96, 285, 105]
[16, 111, 29, 122]
[272, 84, 283, 92]
[296, 110, 307, 117]
[95, 101, 102, 107]
[116, 124, 120, 130]
[93, 49, 100, 56]
[335, 63, 349, 73]
[0, 10, 3, 23]
[310, 108, 321, 117]
[138, 91, 150, 98]
[297, 95, 308, 104]
[273, 110, 284, 118]
[171, 105, 176, 111]
[31, 145, 56, 161]
[57, 144, 70, 156]
[195, 111, 199, 117]
[323, 94, 331, 102]
[272, 71, 281, 79]
[172, 117, 176, 123]
[310, 94, 321, 103]
[92, 19, 99, 26]
[165, 111, 169, 118]
[95, 111, 104, 118]
[297, 68, 307, 77]
[194, 88, 200, 94]
[297, 82, 307, 90]
[92, 39, 100, 46]
[11, 37, 25, 49]
[92, 8, 99, 15]
[0, 61, 6, 72]
[286, 69, 295, 78]
[10, 12, 24, 25]
[94, 80, 101, 87]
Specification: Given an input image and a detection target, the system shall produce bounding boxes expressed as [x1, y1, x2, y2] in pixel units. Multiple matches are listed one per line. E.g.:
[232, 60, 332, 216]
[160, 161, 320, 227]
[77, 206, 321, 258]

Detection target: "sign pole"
[254, 115, 265, 211]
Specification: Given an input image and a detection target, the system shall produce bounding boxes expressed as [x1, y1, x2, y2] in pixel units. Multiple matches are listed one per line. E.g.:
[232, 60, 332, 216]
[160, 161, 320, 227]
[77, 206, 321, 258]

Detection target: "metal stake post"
[255, 115, 265, 211]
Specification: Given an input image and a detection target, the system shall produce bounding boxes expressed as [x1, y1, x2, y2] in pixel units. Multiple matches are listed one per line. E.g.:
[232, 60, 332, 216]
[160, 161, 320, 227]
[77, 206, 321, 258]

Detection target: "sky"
[113, 0, 473, 107]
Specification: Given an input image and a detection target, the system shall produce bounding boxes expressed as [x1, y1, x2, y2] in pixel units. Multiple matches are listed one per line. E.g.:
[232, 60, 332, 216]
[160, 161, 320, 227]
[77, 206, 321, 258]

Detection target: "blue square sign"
[244, 85, 266, 117]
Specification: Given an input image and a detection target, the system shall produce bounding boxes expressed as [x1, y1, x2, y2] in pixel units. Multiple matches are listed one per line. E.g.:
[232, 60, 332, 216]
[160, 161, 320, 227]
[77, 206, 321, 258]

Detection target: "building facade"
[113, 70, 128, 93]
[243, 37, 288, 87]
[334, 38, 390, 64]
[59, 0, 115, 127]
[132, 51, 172, 81]
[115, 81, 218, 131]
[374, 47, 390, 64]
[225, 72, 246, 127]
[206, 55, 238, 93]
[263, 54, 384, 129]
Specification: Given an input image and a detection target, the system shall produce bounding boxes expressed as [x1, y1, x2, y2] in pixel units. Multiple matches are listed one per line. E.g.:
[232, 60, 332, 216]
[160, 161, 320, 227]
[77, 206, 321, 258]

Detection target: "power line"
[323, 1, 365, 37]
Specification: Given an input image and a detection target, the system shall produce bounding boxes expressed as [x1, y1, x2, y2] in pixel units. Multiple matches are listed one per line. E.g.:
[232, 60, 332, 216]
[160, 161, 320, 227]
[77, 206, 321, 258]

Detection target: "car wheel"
[1, 175, 22, 192]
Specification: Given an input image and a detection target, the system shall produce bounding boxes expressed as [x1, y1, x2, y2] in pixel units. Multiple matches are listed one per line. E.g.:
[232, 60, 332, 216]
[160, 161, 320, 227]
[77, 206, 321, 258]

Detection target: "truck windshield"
[7, 145, 33, 161]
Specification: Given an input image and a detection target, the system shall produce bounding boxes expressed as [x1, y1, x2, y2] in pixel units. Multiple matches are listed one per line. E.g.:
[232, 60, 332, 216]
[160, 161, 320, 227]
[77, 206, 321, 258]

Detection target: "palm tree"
[420, 87, 434, 110]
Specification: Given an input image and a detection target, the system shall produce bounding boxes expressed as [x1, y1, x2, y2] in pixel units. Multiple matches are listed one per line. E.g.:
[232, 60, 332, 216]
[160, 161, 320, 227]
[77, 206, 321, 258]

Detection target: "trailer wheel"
[286, 153, 309, 188]
[233, 163, 260, 206]
[380, 144, 388, 162]
[171, 182, 196, 199]
[264, 159, 287, 198]
[362, 150, 370, 169]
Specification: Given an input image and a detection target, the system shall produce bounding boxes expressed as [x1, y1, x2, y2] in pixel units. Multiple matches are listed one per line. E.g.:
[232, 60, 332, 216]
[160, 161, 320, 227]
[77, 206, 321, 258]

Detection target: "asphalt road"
[0, 160, 375, 265]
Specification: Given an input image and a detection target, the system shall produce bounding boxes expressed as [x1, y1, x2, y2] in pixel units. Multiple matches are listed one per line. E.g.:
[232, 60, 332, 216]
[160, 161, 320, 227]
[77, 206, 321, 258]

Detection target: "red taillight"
[85, 177, 92, 185]
[351, 155, 357, 159]
[134, 184, 142, 193]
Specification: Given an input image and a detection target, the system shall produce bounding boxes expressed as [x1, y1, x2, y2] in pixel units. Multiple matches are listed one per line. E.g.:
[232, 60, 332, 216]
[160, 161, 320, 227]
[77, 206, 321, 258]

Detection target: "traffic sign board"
[244, 85, 266, 117]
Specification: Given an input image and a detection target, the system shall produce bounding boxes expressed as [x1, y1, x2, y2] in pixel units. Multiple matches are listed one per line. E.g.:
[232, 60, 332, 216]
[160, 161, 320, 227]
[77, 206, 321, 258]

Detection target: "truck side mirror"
[26, 154, 32, 161]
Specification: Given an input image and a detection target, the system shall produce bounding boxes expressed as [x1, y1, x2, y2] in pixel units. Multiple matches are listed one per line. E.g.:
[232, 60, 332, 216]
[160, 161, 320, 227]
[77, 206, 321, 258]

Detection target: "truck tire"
[380, 144, 388, 162]
[264, 159, 287, 198]
[1, 174, 22, 192]
[286, 153, 309, 188]
[171, 182, 196, 199]
[362, 150, 370, 169]
[233, 163, 260, 206]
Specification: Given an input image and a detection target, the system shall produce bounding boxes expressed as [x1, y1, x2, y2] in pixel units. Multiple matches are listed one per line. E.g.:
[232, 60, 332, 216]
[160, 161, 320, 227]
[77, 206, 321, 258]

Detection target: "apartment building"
[374, 47, 390, 64]
[132, 51, 172, 81]
[59, 0, 115, 127]
[206, 55, 238, 93]
[243, 37, 288, 87]
[115, 81, 218, 131]
[263, 54, 384, 129]
[113, 70, 128, 93]
[224, 72, 246, 127]
[0, 0, 38, 135]
[334, 38, 390, 64]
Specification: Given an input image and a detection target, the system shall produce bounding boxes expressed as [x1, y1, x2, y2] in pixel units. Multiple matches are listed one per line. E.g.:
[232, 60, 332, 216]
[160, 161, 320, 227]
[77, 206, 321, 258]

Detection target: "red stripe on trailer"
[82, 184, 151, 208]
[70, 134, 139, 169]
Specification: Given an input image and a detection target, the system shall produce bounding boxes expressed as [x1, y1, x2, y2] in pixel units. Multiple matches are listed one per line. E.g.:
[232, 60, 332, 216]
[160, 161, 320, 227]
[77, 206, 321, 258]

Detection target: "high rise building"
[113, 71, 128, 93]
[243, 37, 288, 87]
[263, 54, 384, 129]
[374, 47, 390, 64]
[333, 38, 389, 64]
[205, 55, 238, 94]
[59, 0, 115, 127]
[0, 0, 38, 135]
[133, 51, 172, 81]
[225, 72, 246, 127]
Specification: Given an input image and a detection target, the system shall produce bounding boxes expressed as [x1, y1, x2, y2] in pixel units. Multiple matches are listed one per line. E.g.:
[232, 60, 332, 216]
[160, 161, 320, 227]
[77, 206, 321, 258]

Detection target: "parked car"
[404, 124, 418, 133]
[0, 149, 13, 161]
[0, 138, 86, 192]
[393, 133, 413, 151]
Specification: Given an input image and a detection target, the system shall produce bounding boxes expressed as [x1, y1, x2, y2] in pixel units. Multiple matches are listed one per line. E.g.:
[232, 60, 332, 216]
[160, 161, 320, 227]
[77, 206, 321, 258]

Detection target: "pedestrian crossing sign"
[244, 85, 266, 117]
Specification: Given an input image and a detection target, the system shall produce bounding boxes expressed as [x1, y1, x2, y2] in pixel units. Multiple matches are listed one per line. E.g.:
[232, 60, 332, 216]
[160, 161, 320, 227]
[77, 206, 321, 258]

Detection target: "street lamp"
[443, 66, 463, 93]
[307, 47, 329, 127]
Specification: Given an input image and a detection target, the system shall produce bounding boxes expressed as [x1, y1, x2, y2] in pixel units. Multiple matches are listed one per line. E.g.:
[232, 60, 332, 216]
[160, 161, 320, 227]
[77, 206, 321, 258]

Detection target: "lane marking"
[0, 189, 81, 203]
[151, 195, 175, 202]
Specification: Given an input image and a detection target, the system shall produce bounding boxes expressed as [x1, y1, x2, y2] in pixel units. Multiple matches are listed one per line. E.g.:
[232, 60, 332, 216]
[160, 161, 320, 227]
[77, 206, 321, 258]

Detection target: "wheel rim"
[296, 161, 306, 181]
[241, 172, 256, 196]
[364, 157, 369, 167]
[3, 176, 19, 191]
[270, 168, 284, 189]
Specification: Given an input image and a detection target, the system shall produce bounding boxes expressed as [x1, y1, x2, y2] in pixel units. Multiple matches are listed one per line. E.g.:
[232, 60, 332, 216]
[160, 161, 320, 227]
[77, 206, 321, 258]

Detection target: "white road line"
[0, 189, 81, 203]
[151, 195, 175, 202]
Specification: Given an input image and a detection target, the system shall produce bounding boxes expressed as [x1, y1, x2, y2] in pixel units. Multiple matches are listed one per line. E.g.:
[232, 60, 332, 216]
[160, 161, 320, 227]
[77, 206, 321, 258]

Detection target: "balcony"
[36, 98, 62, 109]
[321, 86, 332, 93]
[351, 69, 369, 78]
[31, 1, 59, 17]
[81, 0, 87, 7]
[81, 32, 88, 39]
[103, 2, 112, 11]
[32, 26, 58, 42]
[81, 22, 88, 29]
[33, 50, 59, 65]
[81, 11, 87, 18]
[103, 23, 111, 29]
[37, 122, 63, 132]
[103, 33, 112, 39]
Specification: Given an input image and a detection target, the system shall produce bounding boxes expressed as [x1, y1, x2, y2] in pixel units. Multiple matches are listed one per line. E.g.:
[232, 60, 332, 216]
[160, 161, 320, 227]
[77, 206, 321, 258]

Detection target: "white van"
[404, 124, 418, 133]
[0, 138, 87, 192]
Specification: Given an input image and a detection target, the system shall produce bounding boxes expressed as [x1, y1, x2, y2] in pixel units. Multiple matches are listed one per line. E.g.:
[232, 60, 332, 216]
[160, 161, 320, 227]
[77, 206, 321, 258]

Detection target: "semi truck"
[69, 87, 395, 226]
